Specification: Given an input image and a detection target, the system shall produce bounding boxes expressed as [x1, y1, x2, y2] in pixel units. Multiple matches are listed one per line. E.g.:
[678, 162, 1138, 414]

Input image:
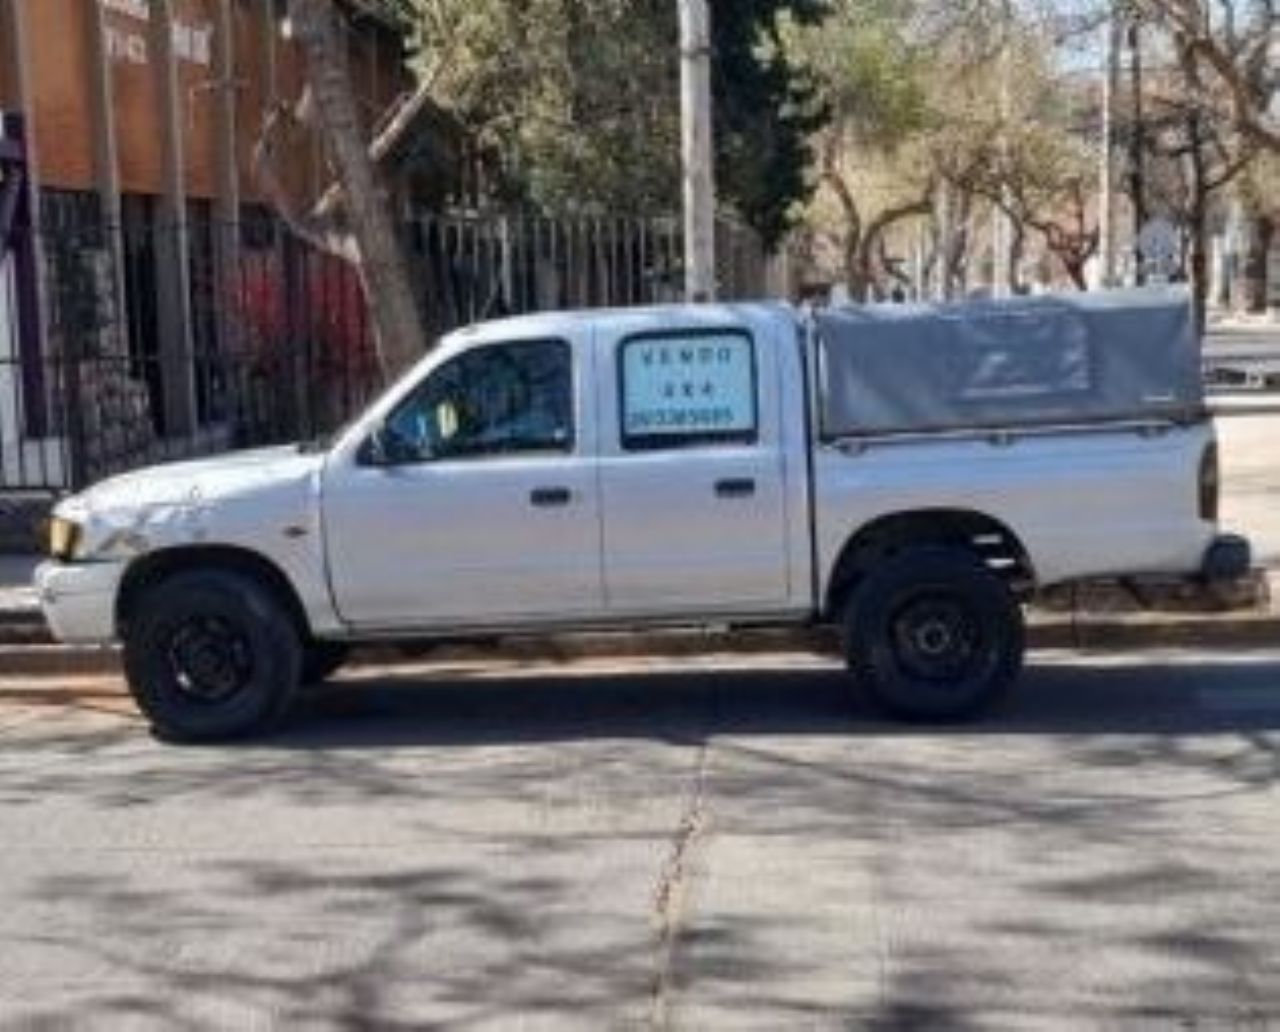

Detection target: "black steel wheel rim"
[166, 616, 254, 703]
[890, 593, 984, 683]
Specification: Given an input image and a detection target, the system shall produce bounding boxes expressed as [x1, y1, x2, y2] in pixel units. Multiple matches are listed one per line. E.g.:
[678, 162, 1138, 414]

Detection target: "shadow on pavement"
[273, 653, 1280, 750]
[7, 656, 1280, 1027]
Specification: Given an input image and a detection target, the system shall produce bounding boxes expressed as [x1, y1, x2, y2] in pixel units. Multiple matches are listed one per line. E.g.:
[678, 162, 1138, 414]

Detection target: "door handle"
[715, 477, 756, 499]
[530, 486, 573, 507]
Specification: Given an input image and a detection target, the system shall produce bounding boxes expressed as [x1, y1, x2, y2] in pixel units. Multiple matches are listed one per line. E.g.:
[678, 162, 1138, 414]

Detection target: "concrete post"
[150, 0, 198, 436]
[83, 0, 127, 367]
[0, 0, 48, 376]
[212, 0, 242, 358]
[679, 0, 716, 302]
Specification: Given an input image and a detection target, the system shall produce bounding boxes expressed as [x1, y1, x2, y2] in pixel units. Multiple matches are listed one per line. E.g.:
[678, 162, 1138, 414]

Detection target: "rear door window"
[618, 330, 758, 450]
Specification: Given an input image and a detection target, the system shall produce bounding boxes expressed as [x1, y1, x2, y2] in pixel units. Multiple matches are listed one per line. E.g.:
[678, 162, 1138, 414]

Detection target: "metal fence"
[0, 197, 768, 492]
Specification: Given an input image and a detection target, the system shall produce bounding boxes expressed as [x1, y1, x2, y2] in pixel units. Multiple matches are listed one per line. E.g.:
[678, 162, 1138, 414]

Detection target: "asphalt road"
[1205, 325, 1280, 354]
[1204, 325, 1280, 395]
[3, 650, 1280, 1029]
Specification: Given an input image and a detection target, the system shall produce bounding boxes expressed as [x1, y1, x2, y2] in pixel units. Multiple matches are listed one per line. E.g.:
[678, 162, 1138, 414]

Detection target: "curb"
[0, 611, 50, 645]
[2, 615, 1279, 680]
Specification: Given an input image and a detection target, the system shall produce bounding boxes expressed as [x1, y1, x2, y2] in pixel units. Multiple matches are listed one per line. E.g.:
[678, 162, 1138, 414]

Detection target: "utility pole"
[1098, 3, 1121, 288]
[679, 0, 716, 302]
[151, 0, 198, 436]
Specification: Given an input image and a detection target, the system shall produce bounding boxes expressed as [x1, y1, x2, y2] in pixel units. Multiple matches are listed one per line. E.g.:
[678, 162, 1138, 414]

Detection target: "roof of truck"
[444, 301, 794, 343]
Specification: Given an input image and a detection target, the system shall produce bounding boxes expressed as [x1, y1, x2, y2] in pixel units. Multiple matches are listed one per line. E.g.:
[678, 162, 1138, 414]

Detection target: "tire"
[123, 569, 302, 742]
[301, 641, 350, 685]
[843, 546, 1024, 722]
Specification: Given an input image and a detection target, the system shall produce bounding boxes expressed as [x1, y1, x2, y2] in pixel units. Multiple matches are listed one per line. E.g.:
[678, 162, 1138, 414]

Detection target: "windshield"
[294, 345, 439, 455]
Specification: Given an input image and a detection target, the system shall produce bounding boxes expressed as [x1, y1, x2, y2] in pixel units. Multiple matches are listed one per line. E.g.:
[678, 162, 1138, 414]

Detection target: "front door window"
[384, 340, 573, 462]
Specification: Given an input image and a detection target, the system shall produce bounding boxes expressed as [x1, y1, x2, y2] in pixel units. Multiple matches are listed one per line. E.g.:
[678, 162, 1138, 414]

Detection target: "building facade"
[0, 0, 415, 490]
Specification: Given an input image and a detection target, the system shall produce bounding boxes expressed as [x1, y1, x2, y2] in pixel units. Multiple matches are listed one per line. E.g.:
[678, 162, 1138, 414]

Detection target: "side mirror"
[358, 425, 396, 466]
[360, 427, 390, 466]
[360, 424, 420, 467]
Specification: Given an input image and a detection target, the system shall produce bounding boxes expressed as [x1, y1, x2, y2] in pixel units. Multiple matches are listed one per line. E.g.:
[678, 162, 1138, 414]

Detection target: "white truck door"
[598, 320, 792, 614]
[323, 335, 603, 628]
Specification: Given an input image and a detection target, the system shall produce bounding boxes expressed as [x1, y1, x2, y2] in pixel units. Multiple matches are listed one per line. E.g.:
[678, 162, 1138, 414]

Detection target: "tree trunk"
[1187, 192, 1211, 333]
[1242, 215, 1274, 313]
[822, 165, 865, 300]
[949, 190, 973, 298]
[1062, 256, 1089, 291]
[288, 0, 427, 378]
[857, 197, 932, 301]
[1006, 217, 1026, 294]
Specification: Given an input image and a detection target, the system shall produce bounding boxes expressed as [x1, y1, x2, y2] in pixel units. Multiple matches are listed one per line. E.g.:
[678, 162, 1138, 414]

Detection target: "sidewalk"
[1218, 409, 1280, 566]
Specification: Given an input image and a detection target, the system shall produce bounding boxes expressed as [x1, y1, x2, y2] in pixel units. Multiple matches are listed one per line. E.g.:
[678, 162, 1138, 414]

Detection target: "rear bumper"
[35, 560, 125, 644]
[1201, 533, 1252, 583]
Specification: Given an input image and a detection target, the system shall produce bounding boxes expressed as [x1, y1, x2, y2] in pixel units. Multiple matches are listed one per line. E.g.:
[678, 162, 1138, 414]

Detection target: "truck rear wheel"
[123, 570, 302, 742]
[843, 547, 1024, 722]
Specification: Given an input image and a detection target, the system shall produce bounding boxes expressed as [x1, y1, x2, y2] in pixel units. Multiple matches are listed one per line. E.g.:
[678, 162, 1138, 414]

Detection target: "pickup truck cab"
[37, 293, 1248, 740]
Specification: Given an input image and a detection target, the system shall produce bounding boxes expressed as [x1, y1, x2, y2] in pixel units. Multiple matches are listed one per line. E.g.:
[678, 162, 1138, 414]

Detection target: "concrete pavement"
[1219, 411, 1280, 567]
[3, 649, 1280, 1027]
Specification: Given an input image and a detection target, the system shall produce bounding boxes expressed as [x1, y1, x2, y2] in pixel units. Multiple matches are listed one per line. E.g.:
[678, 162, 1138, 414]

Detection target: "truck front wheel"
[843, 547, 1024, 722]
[123, 570, 302, 742]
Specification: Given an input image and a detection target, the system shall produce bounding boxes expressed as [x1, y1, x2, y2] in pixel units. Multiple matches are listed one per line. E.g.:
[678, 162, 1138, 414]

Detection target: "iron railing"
[0, 201, 769, 492]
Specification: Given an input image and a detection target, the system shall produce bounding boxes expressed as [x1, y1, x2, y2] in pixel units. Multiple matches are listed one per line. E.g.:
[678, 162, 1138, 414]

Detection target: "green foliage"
[409, 0, 679, 212]
[711, 0, 831, 247]
[408, 1, 830, 247]
[787, 0, 1115, 293]
[786, 0, 928, 150]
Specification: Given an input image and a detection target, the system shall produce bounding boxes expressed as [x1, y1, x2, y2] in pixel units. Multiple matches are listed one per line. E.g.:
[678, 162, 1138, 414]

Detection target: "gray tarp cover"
[815, 290, 1203, 437]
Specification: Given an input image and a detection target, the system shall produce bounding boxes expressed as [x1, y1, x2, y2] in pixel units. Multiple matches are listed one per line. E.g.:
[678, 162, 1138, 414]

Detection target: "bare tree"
[968, 115, 1101, 292]
[284, 0, 429, 378]
[1143, 31, 1258, 327]
[1138, 0, 1278, 153]
[819, 142, 869, 298]
[819, 144, 934, 300]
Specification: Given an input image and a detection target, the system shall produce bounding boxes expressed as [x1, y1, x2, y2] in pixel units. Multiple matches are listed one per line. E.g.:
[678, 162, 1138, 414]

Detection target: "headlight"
[47, 516, 83, 560]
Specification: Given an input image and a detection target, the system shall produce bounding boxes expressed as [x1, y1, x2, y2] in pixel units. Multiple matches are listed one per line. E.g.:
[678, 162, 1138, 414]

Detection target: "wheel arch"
[115, 545, 312, 641]
[823, 508, 1036, 619]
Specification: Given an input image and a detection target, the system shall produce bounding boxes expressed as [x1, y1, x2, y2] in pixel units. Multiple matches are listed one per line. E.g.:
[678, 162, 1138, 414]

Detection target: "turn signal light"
[46, 516, 83, 560]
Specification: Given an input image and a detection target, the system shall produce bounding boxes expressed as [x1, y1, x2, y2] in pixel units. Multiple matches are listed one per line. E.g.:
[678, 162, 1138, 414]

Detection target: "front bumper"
[35, 560, 126, 644]
[1201, 533, 1252, 583]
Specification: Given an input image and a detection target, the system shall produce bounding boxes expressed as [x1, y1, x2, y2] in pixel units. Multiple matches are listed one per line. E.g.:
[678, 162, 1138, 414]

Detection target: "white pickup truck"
[37, 292, 1248, 740]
